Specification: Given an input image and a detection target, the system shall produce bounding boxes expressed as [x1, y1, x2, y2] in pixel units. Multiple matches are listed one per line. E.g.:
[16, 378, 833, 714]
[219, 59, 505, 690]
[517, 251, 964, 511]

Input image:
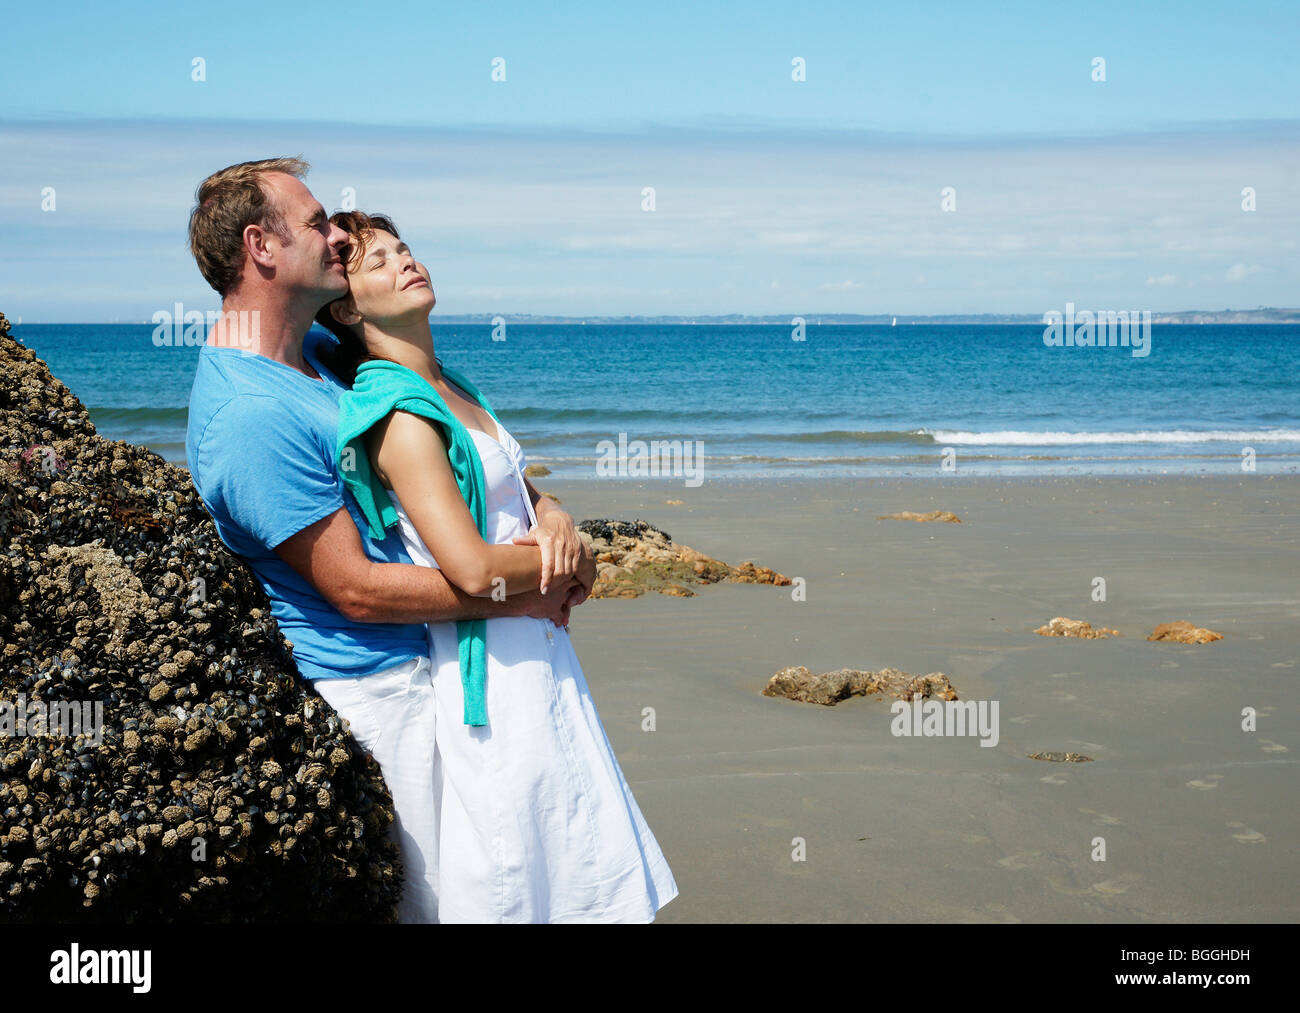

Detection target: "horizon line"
[8, 308, 1299, 327]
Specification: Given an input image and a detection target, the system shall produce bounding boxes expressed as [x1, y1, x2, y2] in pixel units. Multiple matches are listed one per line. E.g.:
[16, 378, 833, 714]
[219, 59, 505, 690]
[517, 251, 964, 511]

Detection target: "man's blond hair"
[188, 157, 310, 296]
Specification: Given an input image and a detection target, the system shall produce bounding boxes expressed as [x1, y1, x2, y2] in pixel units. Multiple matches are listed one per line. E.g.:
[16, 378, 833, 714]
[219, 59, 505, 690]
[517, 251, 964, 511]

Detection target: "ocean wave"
[924, 428, 1300, 446]
[88, 405, 190, 426]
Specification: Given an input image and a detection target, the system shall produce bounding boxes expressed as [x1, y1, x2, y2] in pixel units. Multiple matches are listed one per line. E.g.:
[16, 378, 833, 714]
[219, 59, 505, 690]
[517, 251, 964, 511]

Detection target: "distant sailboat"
[891, 316, 897, 326]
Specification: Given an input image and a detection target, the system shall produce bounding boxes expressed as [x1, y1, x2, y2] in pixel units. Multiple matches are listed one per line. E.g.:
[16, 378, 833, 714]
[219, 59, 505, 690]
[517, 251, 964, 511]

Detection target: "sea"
[12, 323, 1300, 479]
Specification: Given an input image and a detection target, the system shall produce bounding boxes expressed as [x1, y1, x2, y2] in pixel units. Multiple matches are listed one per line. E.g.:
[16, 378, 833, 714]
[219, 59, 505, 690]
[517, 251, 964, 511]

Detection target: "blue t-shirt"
[185, 328, 426, 680]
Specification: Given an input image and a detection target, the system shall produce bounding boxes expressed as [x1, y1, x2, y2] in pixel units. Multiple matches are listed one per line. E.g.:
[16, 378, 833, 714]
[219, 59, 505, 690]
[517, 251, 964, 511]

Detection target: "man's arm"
[273, 507, 575, 626]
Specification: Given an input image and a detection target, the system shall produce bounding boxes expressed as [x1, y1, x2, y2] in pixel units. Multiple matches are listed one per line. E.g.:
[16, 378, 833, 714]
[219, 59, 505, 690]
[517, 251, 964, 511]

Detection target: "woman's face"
[343, 228, 436, 328]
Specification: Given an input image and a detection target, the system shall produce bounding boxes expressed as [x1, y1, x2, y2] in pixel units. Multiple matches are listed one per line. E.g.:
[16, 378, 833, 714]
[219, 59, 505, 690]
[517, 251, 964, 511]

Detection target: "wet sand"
[543, 474, 1300, 922]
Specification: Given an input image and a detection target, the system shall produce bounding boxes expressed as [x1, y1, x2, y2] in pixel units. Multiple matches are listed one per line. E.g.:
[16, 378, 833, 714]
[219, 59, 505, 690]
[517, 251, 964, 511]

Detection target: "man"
[184, 157, 584, 922]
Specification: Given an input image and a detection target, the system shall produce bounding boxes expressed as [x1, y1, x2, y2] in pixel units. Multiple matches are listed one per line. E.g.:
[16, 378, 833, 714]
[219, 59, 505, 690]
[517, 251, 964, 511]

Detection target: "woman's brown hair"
[313, 210, 401, 387]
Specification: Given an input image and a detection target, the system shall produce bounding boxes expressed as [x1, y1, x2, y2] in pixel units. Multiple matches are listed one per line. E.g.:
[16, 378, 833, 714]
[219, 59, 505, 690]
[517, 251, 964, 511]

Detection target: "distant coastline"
[19, 308, 1300, 326]
[429, 309, 1300, 325]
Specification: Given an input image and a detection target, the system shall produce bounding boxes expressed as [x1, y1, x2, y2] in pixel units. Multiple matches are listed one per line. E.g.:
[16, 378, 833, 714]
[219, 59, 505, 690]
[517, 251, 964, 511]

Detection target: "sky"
[1, 0, 1297, 320]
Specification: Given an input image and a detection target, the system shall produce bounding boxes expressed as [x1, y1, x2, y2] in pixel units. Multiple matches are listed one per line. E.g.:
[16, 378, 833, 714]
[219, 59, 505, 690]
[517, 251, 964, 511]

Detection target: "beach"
[5, 315, 1296, 922]
[543, 474, 1299, 922]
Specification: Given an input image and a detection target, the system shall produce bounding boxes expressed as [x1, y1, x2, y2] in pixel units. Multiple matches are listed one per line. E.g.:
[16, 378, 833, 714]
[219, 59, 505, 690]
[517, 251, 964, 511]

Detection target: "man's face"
[259, 172, 349, 304]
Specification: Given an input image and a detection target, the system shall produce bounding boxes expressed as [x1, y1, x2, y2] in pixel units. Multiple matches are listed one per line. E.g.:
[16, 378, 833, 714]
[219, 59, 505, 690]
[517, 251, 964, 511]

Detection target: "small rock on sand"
[1034, 617, 1120, 639]
[877, 510, 961, 523]
[763, 666, 957, 706]
[1147, 621, 1224, 644]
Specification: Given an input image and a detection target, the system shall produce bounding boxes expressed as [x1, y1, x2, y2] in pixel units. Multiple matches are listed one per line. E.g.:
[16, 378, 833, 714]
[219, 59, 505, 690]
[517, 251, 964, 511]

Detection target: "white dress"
[387, 417, 679, 922]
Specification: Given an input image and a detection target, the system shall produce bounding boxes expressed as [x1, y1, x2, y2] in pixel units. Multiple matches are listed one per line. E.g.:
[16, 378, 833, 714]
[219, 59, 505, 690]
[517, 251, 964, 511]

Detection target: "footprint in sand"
[995, 851, 1042, 870]
[1259, 739, 1288, 753]
[1227, 821, 1266, 844]
[1040, 773, 1069, 785]
[1270, 660, 1296, 669]
[1186, 775, 1223, 790]
[1048, 872, 1141, 898]
[1046, 877, 1090, 897]
[1009, 714, 1037, 725]
[982, 903, 1021, 923]
[1079, 807, 1123, 825]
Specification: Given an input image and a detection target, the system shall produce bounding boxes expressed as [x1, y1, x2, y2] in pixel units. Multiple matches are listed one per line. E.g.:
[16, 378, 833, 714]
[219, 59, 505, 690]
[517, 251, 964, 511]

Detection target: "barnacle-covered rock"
[0, 311, 400, 922]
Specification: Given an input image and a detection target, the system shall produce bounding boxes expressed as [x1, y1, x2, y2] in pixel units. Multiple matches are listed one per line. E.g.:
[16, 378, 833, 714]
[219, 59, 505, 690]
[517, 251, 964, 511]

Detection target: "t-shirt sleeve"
[195, 394, 345, 552]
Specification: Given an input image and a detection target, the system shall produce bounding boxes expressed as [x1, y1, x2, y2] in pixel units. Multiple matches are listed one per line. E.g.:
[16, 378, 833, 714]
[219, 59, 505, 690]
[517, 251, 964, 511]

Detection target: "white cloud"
[3, 120, 1299, 317]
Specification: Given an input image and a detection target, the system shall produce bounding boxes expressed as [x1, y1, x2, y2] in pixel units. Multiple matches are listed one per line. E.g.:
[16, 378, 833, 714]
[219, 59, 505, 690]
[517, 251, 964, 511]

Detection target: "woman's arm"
[369, 410, 550, 597]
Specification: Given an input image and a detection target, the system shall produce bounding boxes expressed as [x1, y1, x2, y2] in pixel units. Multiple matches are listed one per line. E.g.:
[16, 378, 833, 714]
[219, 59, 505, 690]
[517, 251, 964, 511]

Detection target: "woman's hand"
[512, 509, 584, 595]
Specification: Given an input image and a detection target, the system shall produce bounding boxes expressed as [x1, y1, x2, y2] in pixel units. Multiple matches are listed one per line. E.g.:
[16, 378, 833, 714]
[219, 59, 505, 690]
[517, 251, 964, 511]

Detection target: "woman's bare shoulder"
[366, 410, 450, 488]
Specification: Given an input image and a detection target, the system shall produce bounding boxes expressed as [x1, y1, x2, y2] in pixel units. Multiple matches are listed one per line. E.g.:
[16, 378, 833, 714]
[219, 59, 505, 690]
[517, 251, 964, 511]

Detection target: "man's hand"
[573, 539, 596, 604]
[508, 580, 579, 627]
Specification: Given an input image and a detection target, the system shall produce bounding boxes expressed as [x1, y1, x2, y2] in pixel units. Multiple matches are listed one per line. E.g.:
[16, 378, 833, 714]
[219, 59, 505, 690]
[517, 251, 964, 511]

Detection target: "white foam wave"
[925, 428, 1300, 446]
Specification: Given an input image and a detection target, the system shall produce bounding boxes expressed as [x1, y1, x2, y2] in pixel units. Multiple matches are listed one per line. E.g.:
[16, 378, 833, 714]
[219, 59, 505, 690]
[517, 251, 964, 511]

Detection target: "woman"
[312, 211, 677, 922]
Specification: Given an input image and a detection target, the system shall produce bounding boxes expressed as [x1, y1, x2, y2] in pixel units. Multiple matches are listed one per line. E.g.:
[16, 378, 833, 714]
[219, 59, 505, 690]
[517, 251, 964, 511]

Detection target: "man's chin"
[321, 276, 350, 300]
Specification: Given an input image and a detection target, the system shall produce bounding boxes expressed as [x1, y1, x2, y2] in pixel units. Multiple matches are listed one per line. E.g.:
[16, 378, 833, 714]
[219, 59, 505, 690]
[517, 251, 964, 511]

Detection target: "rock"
[0, 311, 401, 923]
[1027, 751, 1093, 763]
[762, 666, 958, 706]
[1147, 621, 1224, 644]
[1034, 617, 1120, 639]
[876, 510, 961, 523]
[523, 464, 550, 477]
[577, 518, 790, 599]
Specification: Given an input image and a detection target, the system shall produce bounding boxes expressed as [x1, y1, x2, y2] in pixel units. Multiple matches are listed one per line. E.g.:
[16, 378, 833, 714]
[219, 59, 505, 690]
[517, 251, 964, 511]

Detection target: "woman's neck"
[361, 319, 441, 384]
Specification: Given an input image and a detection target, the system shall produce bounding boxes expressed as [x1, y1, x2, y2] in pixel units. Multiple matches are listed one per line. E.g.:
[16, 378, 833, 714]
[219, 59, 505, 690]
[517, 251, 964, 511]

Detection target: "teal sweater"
[336, 359, 501, 727]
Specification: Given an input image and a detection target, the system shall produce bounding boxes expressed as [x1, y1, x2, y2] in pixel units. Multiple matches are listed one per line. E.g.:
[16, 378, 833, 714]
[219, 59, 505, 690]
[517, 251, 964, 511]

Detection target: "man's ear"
[329, 298, 362, 327]
[243, 223, 275, 270]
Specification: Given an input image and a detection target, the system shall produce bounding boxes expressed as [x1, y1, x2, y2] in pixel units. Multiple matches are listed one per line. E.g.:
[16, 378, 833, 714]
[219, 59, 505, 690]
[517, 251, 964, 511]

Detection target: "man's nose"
[328, 224, 349, 250]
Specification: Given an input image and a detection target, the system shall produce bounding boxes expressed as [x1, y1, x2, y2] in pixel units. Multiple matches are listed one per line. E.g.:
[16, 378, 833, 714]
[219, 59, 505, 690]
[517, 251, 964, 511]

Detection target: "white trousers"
[312, 655, 439, 924]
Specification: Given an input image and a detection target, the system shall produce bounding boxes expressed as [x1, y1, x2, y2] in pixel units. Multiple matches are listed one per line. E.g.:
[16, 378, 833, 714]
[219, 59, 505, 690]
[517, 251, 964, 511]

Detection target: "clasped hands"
[511, 509, 596, 627]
